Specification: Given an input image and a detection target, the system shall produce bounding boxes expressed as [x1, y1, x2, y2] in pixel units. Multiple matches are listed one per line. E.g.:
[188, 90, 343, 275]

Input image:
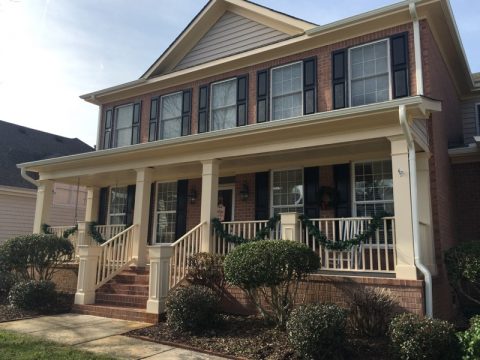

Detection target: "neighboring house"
[17, 0, 480, 323]
[0, 120, 93, 243]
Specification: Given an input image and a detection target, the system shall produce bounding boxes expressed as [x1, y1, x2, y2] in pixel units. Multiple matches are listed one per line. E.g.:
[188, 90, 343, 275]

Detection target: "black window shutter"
[255, 172, 270, 220]
[131, 102, 141, 145]
[181, 90, 192, 136]
[147, 183, 156, 245]
[391, 33, 410, 98]
[237, 75, 248, 126]
[477, 104, 480, 132]
[303, 57, 317, 115]
[198, 85, 209, 133]
[175, 180, 189, 240]
[256, 70, 269, 123]
[103, 109, 113, 149]
[304, 167, 320, 218]
[125, 185, 136, 226]
[149, 97, 159, 142]
[98, 187, 109, 225]
[332, 49, 347, 109]
[333, 164, 351, 217]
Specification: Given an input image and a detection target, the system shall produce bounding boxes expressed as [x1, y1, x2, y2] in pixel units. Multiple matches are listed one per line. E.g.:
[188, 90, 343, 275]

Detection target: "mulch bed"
[127, 315, 390, 360]
[0, 304, 37, 323]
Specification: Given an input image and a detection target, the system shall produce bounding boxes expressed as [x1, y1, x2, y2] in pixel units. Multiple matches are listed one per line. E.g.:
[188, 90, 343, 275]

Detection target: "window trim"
[152, 181, 178, 244]
[350, 159, 394, 217]
[159, 91, 183, 140]
[107, 186, 128, 225]
[209, 77, 238, 132]
[347, 38, 392, 107]
[218, 184, 236, 221]
[270, 61, 304, 121]
[270, 167, 304, 217]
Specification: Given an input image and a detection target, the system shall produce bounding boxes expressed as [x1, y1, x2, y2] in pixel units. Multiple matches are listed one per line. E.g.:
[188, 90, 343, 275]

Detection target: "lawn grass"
[0, 330, 115, 360]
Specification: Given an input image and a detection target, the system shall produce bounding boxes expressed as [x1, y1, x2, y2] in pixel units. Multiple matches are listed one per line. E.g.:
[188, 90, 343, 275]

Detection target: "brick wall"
[452, 162, 480, 242]
[234, 173, 255, 221]
[51, 264, 78, 293]
[186, 178, 202, 231]
[422, 21, 462, 320]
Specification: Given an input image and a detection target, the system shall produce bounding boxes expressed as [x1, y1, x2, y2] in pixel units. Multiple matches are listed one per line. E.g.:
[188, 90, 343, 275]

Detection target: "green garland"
[88, 222, 106, 244]
[41, 223, 50, 234]
[212, 214, 280, 245]
[62, 225, 78, 239]
[299, 214, 384, 251]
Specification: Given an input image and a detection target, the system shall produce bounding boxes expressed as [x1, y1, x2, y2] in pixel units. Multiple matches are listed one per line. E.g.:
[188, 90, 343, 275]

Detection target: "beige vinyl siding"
[461, 97, 480, 145]
[175, 11, 290, 71]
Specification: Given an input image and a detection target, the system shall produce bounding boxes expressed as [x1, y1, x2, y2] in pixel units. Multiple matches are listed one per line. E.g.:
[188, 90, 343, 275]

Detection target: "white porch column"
[75, 222, 101, 305]
[33, 180, 54, 233]
[132, 168, 153, 267]
[280, 213, 300, 241]
[200, 159, 219, 252]
[389, 136, 417, 280]
[146, 245, 173, 314]
[85, 187, 100, 222]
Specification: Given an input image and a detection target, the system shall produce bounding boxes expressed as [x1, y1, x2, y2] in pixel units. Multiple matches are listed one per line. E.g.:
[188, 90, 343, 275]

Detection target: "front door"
[218, 187, 234, 222]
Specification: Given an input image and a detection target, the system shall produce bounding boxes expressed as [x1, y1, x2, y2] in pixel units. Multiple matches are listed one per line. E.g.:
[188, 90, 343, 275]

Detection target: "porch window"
[271, 62, 303, 120]
[211, 78, 237, 131]
[154, 182, 177, 243]
[353, 160, 394, 216]
[108, 187, 128, 225]
[349, 39, 390, 106]
[159, 92, 182, 140]
[271, 169, 304, 215]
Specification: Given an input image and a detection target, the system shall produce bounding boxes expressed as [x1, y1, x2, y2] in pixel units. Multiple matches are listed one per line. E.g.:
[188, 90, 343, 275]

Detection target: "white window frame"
[159, 91, 183, 140]
[270, 61, 304, 121]
[218, 184, 236, 221]
[107, 186, 128, 225]
[209, 77, 238, 132]
[270, 168, 304, 216]
[350, 159, 394, 217]
[348, 39, 392, 107]
[113, 103, 134, 147]
[152, 181, 178, 244]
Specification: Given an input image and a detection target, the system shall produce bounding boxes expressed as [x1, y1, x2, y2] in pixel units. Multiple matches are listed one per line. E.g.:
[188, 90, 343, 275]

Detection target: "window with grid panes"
[154, 182, 177, 243]
[159, 92, 182, 140]
[271, 169, 304, 215]
[108, 187, 128, 225]
[211, 78, 237, 131]
[271, 62, 303, 120]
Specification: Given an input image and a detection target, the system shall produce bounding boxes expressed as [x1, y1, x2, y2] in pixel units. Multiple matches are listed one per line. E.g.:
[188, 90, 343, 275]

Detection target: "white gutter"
[399, 104, 433, 318]
[409, 1, 424, 95]
[20, 167, 39, 187]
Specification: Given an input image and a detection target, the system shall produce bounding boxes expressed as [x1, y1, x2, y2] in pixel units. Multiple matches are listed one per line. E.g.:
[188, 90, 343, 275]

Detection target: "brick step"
[95, 293, 148, 308]
[122, 268, 150, 276]
[97, 284, 149, 296]
[110, 273, 149, 284]
[72, 304, 158, 324]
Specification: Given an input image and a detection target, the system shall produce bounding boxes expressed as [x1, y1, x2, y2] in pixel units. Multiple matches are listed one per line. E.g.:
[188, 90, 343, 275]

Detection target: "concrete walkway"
[0, 314, 226, 359]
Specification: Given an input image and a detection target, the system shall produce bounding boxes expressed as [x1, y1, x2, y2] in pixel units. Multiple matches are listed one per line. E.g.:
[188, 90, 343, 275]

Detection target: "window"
[154, 182, 177, 243]
[271, 62, 303, 120]
[349, 40, 390, 106]
[271, 169, 304, 215]
[108, 187, 128, 225]
[103, 103, 140, 149]
[353, 160, 394, 217]
[160, 92, 182, 140]
[211, 78, 237, 131]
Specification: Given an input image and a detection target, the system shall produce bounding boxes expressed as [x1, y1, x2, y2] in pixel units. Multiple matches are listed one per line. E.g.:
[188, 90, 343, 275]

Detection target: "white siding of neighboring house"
[461, 97, 480, 145]
[0, 184, 87, 243]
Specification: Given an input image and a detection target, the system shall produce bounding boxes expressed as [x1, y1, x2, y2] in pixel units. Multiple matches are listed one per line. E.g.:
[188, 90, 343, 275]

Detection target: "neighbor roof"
[0, 120, 93, 189]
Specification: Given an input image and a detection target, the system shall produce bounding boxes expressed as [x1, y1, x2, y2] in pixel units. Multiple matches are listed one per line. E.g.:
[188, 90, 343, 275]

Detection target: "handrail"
[170, 222, 205, 247]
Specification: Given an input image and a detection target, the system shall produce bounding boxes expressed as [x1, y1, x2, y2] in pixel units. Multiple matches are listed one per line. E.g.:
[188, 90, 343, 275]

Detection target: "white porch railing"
[299, 217, 397, 273]
[169, 222, 204, 289]
[47, 226, 79, 260]
[213, 220, 281, 255]
[94, 224, 126, 241]
[95, 224, 136, 289]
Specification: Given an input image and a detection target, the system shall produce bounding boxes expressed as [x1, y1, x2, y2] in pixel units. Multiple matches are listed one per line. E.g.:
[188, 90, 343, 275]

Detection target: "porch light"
[240, 182, 249, 201]
[189, 188, 197, 204]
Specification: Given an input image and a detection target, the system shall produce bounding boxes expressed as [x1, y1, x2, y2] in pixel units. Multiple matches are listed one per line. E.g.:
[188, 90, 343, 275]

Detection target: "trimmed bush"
[8, 280, 57, 312]
[0, 270, 15, 302]
[287, 304, 347, 360]
[459, 315, 480, 359]
[0, 234, 74, 281]
[224, 240, 319, 327]
[389, 313, 460, 360]
[185, 252, 225, 296]
[166, 285, 220, 333]
[349, 287, 397, 337]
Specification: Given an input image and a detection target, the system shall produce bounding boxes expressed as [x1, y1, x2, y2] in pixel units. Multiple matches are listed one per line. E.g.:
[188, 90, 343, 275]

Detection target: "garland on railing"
[212, 214, 280, 245]
[62, 225, 78, 239]
[88, 222, 106, 244]
[41, 223, 50, 234]
[298, 214, 384, 251]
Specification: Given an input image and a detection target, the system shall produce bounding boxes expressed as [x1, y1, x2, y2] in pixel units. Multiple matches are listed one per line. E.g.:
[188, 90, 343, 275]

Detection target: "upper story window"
[102, 103, 141, 149]
[149, 90, 192, 142]
[271, 62, 303, 120]
[211, 78, 237, 131]
[333, 33, 409, 110]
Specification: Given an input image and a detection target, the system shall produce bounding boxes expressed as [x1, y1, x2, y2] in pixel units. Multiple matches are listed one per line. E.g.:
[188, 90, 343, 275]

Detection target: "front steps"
[72, 268, 158, 323]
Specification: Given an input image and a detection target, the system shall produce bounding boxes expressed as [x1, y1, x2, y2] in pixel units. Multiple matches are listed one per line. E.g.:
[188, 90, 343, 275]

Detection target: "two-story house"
[18, 0, 480, 323]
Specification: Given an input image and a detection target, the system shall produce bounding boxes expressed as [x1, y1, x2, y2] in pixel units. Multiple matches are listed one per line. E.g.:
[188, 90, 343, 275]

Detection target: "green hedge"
[9, 280, 57, 312]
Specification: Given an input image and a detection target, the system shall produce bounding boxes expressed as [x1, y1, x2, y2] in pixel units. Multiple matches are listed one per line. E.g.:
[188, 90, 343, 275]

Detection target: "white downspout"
[409, 0, 424, 96]
[20, 167, 39, 187]
[399, 105, 433, 318]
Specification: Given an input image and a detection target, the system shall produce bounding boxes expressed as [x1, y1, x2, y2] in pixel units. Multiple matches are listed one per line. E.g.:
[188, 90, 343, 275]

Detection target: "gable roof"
[142, 0, 316, 79]
[0, 120, 94, 189]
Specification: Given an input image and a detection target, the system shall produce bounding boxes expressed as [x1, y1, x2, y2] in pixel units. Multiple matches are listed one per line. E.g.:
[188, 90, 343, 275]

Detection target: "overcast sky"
[0, 0, 478, 147]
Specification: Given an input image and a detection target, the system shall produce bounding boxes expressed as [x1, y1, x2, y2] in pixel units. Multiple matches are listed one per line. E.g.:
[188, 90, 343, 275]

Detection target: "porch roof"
[18, 96, 441, 187]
